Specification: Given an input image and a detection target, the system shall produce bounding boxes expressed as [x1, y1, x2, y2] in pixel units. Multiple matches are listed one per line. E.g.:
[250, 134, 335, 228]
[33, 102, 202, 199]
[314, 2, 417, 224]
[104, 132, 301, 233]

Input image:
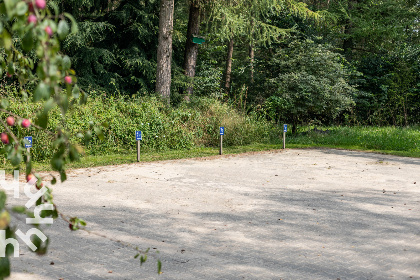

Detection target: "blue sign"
[135, 131, 142, 141]
[283, 124, 287, 132]
[24, 136, 32, 148]
[220, 127, 225, 135]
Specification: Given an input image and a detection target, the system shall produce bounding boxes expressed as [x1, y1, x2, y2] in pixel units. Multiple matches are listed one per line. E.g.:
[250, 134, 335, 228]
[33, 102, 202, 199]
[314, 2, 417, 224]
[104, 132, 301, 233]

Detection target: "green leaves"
[62, 55, 71, 70]
[64, 13, 79, 34]
[22, 30, 34, 52]
[0, 255, 10, 279]
[0, 191, 6, 210]
[15, 1, 28, 16]
[57, 20, 70, 40]
[34, 82, 50, 102]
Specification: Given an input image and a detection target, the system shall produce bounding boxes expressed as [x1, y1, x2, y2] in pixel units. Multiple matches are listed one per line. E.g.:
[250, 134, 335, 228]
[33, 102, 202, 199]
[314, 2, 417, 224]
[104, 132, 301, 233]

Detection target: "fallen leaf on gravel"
[108, 271, 112, 273]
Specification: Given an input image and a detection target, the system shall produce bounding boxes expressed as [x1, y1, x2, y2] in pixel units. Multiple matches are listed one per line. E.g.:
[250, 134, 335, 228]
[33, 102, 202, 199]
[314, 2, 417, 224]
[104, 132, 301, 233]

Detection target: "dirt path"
[8, 149, 420, 279]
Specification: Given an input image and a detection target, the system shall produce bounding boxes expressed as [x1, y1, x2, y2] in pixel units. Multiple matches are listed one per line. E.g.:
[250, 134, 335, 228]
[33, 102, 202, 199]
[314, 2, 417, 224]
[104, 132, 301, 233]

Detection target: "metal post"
[283, 131, 286, 149]
[137, 140, 141, 162]
[27, 148, 30, 162]
[283, 124, 287, 149]
[219, 135, 223, 155]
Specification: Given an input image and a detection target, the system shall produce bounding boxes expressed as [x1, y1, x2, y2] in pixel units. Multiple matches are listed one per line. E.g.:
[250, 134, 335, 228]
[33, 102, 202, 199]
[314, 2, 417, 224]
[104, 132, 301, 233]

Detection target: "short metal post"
[137, 140, 141, 162]
[219, 135, 223, 155]
[283, 131, 286, 149]
[27, 148, 30, 162]
[282, 124, 288, 149]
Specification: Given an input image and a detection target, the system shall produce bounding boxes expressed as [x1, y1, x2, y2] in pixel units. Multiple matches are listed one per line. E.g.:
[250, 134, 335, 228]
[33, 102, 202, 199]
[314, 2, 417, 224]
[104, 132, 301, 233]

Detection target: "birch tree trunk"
[156, 0, 175, 103]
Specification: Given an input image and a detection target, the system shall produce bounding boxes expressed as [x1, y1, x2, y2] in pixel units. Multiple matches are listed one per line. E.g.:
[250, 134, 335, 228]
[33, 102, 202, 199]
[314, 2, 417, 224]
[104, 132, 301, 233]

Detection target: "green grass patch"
[26, 124, 419, 172]
[287, 125, 420, 157]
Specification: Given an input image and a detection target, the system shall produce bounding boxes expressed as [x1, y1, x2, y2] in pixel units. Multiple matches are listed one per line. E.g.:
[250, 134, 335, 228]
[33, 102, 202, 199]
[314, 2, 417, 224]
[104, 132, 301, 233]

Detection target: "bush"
[1, 92, 280, 162]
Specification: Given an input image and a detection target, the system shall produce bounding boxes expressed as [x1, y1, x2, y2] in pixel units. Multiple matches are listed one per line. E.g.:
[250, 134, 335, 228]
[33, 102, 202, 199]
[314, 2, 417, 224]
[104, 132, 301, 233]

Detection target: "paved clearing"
[7, 149, 420, 279]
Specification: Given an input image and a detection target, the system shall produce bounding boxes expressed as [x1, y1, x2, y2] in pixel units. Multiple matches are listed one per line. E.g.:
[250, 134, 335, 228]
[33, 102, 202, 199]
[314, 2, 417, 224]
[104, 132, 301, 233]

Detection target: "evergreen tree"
[59, 0, 160, 95]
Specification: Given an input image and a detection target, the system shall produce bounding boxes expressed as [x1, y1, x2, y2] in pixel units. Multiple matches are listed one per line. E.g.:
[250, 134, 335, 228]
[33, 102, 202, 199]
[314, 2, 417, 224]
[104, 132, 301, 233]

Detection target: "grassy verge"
[28, 143, 285, 171]
[27, 125, 419, 172]
[287, 126, 420, 158]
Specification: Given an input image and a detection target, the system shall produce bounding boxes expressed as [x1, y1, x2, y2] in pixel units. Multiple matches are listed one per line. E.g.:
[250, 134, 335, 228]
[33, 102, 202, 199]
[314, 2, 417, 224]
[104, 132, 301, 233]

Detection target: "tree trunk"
[156, 0, 175, 103]
[342, 0, 358, 59]
[343, 23, 353, 58]
[249, 44, 254, 83]
[183, 2, 201, 101]
[224, 37, 234, 96]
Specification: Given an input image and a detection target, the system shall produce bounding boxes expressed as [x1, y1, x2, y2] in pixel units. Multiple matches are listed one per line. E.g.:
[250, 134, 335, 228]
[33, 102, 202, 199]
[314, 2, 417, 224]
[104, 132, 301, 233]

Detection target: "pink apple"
[26, 173, 35, 182]
[27, 14, 37, 24]
[21, 119, 31, 128]
[26, 174, 37, 185]
[45, 26, 53, 36]
[64, 76, 72, 84]
[35, 0, 46, 9]
[6, 72, 12, 78]
[6, 116, 14, 126]
[1, 133, 9, 144]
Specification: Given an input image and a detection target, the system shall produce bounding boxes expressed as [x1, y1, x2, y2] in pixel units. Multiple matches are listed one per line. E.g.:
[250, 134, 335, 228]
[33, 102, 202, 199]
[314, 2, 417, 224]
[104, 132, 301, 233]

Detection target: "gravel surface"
[6, 148, 420, 280]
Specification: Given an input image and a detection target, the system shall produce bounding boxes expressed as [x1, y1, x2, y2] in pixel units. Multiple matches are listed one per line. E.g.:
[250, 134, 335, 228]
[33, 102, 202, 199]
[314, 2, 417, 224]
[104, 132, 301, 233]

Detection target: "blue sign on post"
[24, 136, 32, 148]
[135, 131, 142, 141]
[220, 127, 225, 135]
[283, 124, 288, 132]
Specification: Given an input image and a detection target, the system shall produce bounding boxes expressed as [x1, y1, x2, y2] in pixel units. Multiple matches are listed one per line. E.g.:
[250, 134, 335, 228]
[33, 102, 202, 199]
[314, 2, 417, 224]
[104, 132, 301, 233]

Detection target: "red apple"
[6, 116, 14, 126]
[21, 119, 31, 128]
[26, 174, 37, 185]
[64, 76, 72, 84]
[6, 72, 12, 78]
[27, 14, 37, 24]
[35, 0, 46, 9]
[26, 173, 35, 182]
[45, 26, 53, 36]
[1, 133, 9, 144]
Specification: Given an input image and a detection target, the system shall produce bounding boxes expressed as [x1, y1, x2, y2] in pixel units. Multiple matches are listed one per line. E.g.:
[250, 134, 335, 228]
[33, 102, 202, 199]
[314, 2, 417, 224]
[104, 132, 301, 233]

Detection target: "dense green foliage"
[48, 0, 419, 127]
[59, 0, 160, 94]
[1, 93, 278, 162]
[264, 40, 356, 131]
[4, 92, 418, 167]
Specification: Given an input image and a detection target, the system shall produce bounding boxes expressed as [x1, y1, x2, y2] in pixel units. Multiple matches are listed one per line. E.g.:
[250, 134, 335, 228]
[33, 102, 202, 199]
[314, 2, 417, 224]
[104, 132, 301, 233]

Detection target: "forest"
[55, 0, 420, 129]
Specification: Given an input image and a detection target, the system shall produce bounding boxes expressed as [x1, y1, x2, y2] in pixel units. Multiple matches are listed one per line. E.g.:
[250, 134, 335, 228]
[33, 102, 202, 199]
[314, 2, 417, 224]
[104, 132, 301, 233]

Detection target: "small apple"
[35, 0, 46, 9]
[27, 14, 37, 24]
[26, 173, 36, 183]
[45, 26, 53, 37]
[21, 119, 31, 128]
[1, 133, 9, 144]
[36, 181, 44, 190]
[6, 72, 12, 78]
[64, 76, 72, 84]
[6, 116, 15, 126]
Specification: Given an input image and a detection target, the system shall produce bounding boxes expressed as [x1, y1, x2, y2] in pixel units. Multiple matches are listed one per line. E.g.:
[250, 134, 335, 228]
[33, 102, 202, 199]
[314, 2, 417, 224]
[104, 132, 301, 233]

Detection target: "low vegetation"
[2, 92, 418, 171]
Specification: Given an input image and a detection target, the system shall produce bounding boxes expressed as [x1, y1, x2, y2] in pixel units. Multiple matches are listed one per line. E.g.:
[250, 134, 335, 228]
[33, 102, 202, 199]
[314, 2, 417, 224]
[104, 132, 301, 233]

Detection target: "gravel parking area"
[8, 149, 420, 279]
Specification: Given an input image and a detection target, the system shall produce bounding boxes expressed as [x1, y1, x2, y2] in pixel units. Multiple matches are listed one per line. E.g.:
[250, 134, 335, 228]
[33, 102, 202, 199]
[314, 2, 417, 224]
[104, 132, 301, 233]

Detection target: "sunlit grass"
[13, 125, 419, 172]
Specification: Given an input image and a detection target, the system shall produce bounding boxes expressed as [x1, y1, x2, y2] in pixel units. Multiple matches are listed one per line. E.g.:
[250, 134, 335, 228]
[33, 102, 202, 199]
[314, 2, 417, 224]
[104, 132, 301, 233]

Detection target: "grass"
[287, 125, 420, 158]
[28, 143, 285, 171]
[4, 125, 418, 173]
[26, 124, 419, 172]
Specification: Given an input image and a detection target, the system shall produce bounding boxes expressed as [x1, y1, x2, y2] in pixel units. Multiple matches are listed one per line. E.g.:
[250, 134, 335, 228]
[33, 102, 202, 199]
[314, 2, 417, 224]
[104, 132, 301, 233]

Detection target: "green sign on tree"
[192, 35, 205, 44]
